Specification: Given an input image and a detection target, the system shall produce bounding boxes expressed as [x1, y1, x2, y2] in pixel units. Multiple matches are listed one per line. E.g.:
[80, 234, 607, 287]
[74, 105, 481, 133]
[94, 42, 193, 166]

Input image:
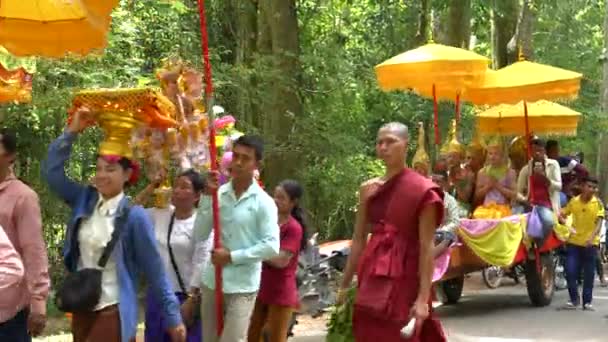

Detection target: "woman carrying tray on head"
[135, 169, 214, 342]
[338, 122, 446, 342]
[43, 107, 186, 342]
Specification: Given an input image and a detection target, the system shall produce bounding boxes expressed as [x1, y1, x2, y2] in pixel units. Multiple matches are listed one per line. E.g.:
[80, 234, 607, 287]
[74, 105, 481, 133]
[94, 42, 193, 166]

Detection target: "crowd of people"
[0, 109, 606, 342]
[0, 106, 307, 342]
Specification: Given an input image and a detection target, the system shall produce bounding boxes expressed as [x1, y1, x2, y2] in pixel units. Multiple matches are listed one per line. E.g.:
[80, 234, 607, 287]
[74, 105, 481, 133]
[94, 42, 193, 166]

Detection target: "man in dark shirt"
[546, 140, 588, 199]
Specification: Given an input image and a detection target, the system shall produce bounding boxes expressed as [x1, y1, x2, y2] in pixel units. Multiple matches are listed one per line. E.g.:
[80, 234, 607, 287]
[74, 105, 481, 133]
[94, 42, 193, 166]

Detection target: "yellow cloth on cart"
[457, 216, 524, 267]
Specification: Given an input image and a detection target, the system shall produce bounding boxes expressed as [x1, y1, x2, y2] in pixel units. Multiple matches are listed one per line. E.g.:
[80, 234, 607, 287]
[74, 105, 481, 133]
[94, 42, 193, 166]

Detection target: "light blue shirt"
[194, 180, 280, 294]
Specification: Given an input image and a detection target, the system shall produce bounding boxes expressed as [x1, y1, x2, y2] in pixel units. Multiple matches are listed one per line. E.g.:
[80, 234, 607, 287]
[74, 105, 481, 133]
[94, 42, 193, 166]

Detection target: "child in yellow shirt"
[560, 176, 604, 311]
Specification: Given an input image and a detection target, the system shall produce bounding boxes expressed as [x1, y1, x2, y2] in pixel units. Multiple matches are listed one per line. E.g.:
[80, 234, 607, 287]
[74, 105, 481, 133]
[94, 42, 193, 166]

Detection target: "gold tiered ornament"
[0, 64, 33, 104]
[71, 87, 179, 208]
[412, 122, 430, 176]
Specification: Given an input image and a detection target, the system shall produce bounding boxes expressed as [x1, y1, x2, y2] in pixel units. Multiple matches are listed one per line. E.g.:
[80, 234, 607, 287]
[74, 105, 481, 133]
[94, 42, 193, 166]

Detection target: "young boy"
[560, 176, 604, 310]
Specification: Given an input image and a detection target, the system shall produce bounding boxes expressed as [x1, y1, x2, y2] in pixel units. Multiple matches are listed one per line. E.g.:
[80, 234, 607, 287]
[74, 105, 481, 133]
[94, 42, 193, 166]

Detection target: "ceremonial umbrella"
[0, 0, 119, 57]
[463, 58, 582, 158]
[476, 100, 580, 136]
[463, 61, 583, 106]
[375, 43, 490, 144]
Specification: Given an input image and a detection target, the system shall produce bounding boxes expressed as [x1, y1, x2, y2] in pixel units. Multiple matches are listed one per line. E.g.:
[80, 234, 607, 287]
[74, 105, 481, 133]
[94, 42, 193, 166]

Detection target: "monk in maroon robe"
[339, 122, 446, 342]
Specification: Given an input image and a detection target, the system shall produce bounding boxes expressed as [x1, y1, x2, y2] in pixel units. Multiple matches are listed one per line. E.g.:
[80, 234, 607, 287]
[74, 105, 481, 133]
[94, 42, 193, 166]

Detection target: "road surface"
[291, 275, 608, 342]
[32, 274, 607, 342]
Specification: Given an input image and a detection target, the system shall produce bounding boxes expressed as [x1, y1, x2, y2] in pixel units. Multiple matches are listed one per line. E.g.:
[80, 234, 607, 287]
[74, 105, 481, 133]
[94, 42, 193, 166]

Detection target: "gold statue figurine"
[412, 122, 430, 176]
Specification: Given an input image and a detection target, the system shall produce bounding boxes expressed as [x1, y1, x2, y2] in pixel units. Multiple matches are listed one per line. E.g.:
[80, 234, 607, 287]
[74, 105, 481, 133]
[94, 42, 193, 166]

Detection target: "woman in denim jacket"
[43, 107, 186, 342]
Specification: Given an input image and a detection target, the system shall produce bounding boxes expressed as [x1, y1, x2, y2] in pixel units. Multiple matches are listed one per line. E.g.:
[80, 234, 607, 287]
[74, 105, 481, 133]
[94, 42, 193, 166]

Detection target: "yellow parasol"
[375, 43, 490, 144]
[463, 61, 583, 105]
[476, 100, 580, 136]
[0, 0, 119, 57]
[375, 43, 489, 96]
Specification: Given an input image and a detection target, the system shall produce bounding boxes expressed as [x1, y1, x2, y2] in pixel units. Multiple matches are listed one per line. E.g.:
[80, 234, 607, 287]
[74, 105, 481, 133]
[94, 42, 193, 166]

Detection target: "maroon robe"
[353, 168, 446, 342]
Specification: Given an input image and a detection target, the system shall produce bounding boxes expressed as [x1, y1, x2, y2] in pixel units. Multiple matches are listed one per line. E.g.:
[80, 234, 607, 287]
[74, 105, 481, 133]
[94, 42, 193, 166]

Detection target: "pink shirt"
[0, 174, 49, 322]
[258, 216, 303, 307]
[0, 225, 24, 291]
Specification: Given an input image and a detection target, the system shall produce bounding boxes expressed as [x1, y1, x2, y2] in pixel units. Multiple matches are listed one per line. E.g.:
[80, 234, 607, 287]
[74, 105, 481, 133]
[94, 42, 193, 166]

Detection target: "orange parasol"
[0, 0, 119, 57]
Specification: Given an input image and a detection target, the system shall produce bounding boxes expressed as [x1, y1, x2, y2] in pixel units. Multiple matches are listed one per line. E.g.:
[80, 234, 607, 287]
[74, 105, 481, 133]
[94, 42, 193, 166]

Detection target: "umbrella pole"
[524, 100, 541, 273]
[197, 0, 224, 336]
[433, 84, 440, 145]
[455, 93, 460, 123]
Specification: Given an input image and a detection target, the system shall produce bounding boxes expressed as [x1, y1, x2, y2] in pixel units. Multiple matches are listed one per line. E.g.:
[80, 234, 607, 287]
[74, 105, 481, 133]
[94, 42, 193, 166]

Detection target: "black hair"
[531, 138, 546, 148]
[279, 179, 309, 252]
[177, 169, 205, 207]
[178, 169, 205, 193]
[234, 135, 264, 161]
[116, 157, 133, 171]
[545, 140, 559, 151]
[0, 128, 17, 161]
[583, 175, 599, 185]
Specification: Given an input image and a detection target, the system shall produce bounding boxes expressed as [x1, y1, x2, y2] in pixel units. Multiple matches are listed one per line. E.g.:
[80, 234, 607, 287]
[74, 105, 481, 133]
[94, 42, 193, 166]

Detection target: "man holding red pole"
[194, 135, 280, 342]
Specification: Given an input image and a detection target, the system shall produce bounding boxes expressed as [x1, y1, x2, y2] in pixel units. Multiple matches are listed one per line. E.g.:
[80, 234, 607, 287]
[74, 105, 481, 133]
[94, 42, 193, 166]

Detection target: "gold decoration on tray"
[72, 88, 178, 158]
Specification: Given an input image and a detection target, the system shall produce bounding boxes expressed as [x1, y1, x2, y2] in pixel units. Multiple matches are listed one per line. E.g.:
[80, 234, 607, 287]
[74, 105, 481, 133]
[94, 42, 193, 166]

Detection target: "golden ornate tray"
[71, 88, 178, 158]
[73, 88, 177, 127]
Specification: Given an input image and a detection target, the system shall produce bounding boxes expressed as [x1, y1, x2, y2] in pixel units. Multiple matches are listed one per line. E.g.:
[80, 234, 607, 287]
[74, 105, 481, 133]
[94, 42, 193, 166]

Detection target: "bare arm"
[474, 171, 490, 204]
[416, 203, 440, 305]
[495, 169, 518, 201]
[516, 165, 529, 202]
[455, 172, 474, 204]
[340, 182, 375, 289]
[266, 250, 294, 269]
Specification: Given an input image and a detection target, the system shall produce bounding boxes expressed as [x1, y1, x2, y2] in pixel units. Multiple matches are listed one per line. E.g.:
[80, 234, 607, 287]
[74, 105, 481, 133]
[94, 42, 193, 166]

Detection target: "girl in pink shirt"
[247, 180, 306, 342]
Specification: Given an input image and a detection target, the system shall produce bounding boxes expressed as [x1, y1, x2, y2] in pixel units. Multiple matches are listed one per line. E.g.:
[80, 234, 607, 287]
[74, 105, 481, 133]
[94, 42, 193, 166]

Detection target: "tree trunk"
[491, 0, 519, 68]
[444, 0, 472, 48]
[257, 0, 302, 187]
[507, 0, 537, 62]
[233, 0, 258, 127]
[414, 0, 430, 46]
[598, 0, 608, 200]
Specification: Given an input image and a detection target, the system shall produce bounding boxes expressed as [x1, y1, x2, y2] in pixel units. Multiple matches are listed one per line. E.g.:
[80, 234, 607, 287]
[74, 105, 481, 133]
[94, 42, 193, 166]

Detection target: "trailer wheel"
[437, 276, 465, 305]
[525, 252, 555, 307]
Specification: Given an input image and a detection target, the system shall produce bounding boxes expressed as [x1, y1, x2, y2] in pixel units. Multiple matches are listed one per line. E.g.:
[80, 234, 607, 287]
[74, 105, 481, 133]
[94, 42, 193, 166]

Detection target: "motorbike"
[264, 234, 351, 340]
[481, 265, 524, 289]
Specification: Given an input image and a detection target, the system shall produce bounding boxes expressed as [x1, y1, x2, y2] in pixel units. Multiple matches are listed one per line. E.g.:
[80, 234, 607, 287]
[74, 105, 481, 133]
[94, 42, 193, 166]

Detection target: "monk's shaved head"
[379, 122, 409, 140]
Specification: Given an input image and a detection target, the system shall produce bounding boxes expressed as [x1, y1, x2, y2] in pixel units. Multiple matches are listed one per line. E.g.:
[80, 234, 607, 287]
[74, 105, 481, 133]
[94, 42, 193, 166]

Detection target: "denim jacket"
[42, 131, 182, 341]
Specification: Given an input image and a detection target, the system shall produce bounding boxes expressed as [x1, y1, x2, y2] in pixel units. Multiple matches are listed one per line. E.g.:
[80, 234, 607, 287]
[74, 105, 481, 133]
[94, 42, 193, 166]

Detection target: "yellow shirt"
[563, 195, 604, 246]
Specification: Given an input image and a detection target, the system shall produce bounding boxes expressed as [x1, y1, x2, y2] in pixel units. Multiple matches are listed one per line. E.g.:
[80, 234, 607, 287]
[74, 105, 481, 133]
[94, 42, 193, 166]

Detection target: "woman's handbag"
[167, 213, 201, 326]
[55, 204, 130, 313]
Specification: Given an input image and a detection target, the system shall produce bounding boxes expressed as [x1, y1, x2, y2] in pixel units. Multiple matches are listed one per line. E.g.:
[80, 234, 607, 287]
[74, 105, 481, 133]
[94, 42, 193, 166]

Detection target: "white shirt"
[78, 193, 124, 311]
[148, 207, 213, 292]
[600, 220, 606, 243]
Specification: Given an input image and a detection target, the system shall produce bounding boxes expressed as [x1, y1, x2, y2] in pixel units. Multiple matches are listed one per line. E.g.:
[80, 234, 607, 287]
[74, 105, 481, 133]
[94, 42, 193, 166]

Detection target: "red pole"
[524, 100, 541, 271]
[433, 84, 440, 145]
[455, 93, 461, 123]
[197, 0, 224, 335]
